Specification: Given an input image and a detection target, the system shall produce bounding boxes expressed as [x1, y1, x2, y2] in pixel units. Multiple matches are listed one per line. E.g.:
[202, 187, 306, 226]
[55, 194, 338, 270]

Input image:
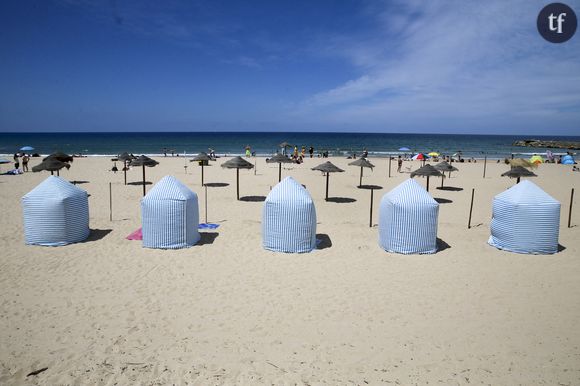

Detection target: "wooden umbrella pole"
[123, 161, 127, 185]
[369, 188, 374, 228]
[483, 156, 487, 178]
[388, 156, 392, 178]
[325, 173, 329, 201]
[569, 188, 575, 228]
[201, 164, 204, 186]
[468, 188, 475, 229]
[441, 175, 444, 188]
[142, 165, 146, 196]
[109, 182, 113, 221]
[359, 167, 363, 187]
[205, 184, 208, 224]
[278, 163, 282, 182]
[236, 168, 240, 200]
[426, 176, 430, 192]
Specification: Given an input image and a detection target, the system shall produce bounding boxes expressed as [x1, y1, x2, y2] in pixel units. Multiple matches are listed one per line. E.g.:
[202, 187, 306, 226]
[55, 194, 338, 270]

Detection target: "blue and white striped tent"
[141, 175, 200, 249]
[378, 179, 439, 254]
[21, 176, 90, 246]
[488, 180, 560, 254]
[262, 176, 317, 253]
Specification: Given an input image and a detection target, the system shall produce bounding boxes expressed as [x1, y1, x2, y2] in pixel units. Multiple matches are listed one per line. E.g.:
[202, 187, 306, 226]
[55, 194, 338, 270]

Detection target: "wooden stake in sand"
[109, 182, 113, 221]
[468, 188, 475, 229]
[388, 156, 392, 178]
[483, 156, 487, 178]
[569, 188, 575, 228]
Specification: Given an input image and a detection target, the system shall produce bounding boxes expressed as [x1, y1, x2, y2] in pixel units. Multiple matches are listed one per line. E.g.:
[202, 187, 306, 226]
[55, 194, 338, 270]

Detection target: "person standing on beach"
[13, 153, 19, 170]
[22, 154, 29, 172]
[309, 146, 314, 158]
[397, 156, 402, 172]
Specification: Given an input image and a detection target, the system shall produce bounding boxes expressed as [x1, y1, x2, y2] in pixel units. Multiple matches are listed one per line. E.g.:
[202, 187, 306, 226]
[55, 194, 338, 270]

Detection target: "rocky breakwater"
[513, 139, 580, 150]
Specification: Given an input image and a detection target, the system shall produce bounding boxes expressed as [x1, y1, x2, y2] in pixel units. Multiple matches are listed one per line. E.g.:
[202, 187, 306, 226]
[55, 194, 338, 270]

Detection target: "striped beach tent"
[378, 179, 439, 254]
[141, 175, 200, 249]
[262, 176, 317, 253]
[488, 180, 560, 254]
[21, 176, 90, 246]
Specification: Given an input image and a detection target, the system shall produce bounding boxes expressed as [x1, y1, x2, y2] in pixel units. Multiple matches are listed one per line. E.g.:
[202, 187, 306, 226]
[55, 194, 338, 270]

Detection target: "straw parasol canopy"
[312, 161, 345, 201]
[129, 155, 159, 196]
[410, 164, 443, 192]
[434, 161, 459, 187]
[348, 158, 375, 187]
[190, 152, 213, 186]
[117, 152, 136, 185]
[501, 166, 537, 184]
[32, 158, 70, 176]
[118, 152, 135, 162]
[221, 156, 254, 200]
[44, 151, 73, 163]
[266, 153, 293, 182]
[278, 141, 293, 155]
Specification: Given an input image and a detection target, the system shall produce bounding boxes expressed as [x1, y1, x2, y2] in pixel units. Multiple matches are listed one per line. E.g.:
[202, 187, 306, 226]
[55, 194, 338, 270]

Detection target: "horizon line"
[1, 131, 580, 138]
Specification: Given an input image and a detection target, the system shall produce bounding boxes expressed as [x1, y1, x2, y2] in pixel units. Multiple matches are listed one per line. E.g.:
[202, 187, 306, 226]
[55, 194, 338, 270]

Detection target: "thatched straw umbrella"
[348, 158, 375, 187]
[129, 155, 159, 196]
[190, 152, 212, 186]
[279, 141, 293, 155]
[43, 151, 74, 163]
[117, 152, 135, 185]
[312, 161, 344, 201]
[410, 164, 443, 192]
[32, 158, 70, 176]
[434, 161, 459, 187]
[266, 153, 293, 182]
[221, 156, 254, 200]
[501, 166, 537, 184]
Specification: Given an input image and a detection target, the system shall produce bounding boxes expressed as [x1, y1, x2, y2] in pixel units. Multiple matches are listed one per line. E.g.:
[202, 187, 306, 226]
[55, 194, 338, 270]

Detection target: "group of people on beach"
[13, 153, 30, 172]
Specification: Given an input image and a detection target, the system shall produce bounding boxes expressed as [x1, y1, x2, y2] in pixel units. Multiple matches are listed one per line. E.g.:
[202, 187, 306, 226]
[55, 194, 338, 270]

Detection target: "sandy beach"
[1, 155, 579, 385]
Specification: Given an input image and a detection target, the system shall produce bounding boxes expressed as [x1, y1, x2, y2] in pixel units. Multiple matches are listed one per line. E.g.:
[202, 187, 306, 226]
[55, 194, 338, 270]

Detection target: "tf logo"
[537, 3, 577, 43]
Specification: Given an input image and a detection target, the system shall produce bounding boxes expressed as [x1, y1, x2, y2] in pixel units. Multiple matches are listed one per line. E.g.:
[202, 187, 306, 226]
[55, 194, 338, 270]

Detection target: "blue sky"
[1, 0, 579, 134]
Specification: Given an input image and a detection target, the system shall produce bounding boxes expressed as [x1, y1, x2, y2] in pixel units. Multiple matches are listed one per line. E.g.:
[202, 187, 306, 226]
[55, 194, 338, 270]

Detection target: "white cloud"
[292, 0, 580, 133]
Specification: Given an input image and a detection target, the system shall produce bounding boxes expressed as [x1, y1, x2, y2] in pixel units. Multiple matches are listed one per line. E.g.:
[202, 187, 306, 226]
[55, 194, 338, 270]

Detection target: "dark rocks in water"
[513, 139, 580, 150]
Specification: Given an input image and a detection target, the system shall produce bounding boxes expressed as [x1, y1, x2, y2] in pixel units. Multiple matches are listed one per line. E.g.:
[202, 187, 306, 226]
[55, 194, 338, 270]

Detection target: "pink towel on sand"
[126, 228, 143, 240]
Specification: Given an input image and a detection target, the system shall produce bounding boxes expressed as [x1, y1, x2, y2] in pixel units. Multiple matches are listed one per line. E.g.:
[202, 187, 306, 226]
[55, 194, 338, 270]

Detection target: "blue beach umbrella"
[398, 147, 411, 152]
[20, 146, 34, 152]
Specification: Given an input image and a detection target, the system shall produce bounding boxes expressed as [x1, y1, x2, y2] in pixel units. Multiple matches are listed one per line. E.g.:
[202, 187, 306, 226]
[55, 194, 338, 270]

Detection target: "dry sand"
[1, 156, 579, 385]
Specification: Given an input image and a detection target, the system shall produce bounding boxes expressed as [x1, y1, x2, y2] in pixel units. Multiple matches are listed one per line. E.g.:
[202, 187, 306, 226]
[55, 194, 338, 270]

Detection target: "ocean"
[1, 132, 578, 159]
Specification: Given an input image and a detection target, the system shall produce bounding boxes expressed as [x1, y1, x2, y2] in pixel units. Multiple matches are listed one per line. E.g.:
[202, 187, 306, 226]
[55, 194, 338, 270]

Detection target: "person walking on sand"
[22, 154, 29, 172]
[397, 155, 403, 173]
